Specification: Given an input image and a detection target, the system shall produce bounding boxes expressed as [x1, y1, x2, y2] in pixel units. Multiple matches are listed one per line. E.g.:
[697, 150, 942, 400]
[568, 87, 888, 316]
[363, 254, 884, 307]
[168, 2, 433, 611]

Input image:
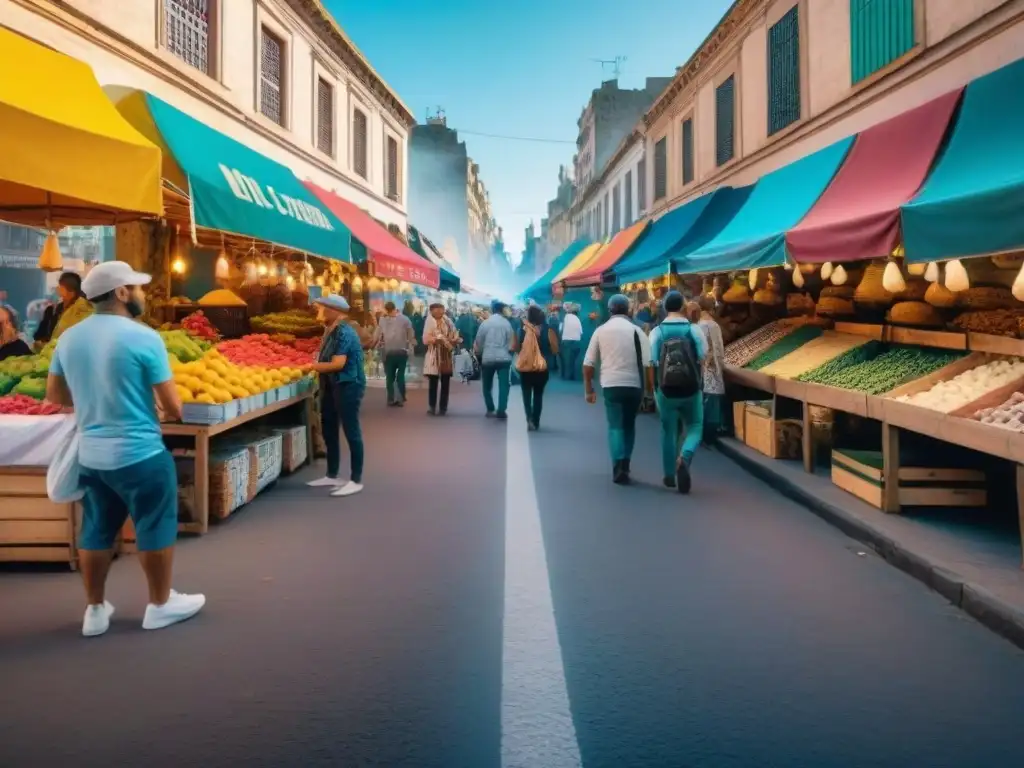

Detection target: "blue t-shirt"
[50, 314, 172, 471]
[323, 323, 366, 386]
[475, 315, 515, 365]
[649, 318, 707, 367]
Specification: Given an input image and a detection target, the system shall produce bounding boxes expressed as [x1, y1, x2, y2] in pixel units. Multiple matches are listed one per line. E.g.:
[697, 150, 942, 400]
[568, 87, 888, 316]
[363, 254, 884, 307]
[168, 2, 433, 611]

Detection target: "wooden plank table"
[161, 393, 314, 535]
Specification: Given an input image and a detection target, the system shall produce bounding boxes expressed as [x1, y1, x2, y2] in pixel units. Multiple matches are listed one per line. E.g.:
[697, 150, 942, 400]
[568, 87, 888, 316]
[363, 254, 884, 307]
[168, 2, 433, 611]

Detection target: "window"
[715, 75, 735, 166]
[353, 108, 368, 179]
[681, 118, 694, 185]
[612, 184, 621, 234]
[768, 6, 801, 135]
[624, 170, 633, 225]
[259, 27, 285, 126]
[637, 158, 647, 213]
[163, 0, 212, 75]
[850, 0, 915, 83]
[316, 77, 334, 156]
[653, 137, 667, 201]
[386, 135, 400, 201]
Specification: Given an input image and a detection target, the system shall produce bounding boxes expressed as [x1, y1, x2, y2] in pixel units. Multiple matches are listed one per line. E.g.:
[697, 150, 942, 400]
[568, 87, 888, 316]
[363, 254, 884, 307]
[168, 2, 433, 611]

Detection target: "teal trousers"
[655, 390, 704, 478]
[602, 386, 643, 464]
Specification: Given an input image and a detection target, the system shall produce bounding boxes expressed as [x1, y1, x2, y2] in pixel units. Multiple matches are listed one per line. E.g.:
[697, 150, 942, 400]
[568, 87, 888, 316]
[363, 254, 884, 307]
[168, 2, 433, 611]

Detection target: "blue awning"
[407, 224, 461, 292]
[521, 239, 590, 300]
[902, 57, 1024, 263]
[678, 137, 854, 274]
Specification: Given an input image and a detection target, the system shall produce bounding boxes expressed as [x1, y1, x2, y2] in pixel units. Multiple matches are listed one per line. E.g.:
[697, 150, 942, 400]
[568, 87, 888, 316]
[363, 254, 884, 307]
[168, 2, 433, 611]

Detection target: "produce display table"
[161, 392, 314, 535]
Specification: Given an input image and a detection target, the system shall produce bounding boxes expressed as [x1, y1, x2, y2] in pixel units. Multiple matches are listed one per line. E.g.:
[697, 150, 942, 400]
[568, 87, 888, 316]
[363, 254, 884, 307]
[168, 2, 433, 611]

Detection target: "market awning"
[0, 28, 162, 227]
[552, 242, 606, 284]
[520, 239, 590, 300]
[564, 220, 650, 287]
[787, 90, 961, 264]
[902, 57, 1024, 263]
[304, 182, 439, 288]
[678, 137, 854, 274]
[108, 88, 351, 262]
[407, 224, 461, 292]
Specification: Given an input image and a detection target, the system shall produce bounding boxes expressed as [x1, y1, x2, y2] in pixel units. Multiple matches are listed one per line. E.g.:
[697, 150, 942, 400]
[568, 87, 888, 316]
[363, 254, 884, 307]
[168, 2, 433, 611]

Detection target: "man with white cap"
[45, 261, 205, 637]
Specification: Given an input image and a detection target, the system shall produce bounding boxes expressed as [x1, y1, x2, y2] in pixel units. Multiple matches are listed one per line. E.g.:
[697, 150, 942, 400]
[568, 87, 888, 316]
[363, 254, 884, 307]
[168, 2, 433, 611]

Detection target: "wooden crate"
[831, 449, 987, 510]
[0, 468, 79, 568]
[744, 407, 802, 460]
[733, 400, 747, 441]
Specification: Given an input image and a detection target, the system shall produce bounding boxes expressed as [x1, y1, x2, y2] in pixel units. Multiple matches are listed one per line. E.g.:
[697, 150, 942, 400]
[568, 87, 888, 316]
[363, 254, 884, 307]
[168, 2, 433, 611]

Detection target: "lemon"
[195, 392, 216, 404]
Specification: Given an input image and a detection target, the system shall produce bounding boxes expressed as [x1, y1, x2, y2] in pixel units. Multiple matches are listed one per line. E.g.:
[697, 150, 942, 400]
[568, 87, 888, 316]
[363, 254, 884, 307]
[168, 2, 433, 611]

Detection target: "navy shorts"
[79, 450, 178, 552]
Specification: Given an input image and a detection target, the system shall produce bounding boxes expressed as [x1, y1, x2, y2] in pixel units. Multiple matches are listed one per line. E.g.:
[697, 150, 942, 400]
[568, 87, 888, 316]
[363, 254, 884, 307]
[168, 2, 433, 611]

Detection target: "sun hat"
[81, 261, 152, 300]
[313, 294, 350, 313]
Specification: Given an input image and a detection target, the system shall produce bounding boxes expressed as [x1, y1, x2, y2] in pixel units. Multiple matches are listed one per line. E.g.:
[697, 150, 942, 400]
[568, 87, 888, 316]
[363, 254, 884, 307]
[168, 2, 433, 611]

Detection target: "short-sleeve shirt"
[322, 322, 366, 386]
[50, 314, 172, 471]
[649, 318, 707, 368]
[475, 314, 515, 365]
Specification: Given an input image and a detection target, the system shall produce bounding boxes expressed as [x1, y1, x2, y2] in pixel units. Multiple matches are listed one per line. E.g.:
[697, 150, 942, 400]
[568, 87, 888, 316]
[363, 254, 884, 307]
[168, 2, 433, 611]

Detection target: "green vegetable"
[746, 326, 824, 371]
[798, 344, 966, 394]
[0, 373, 15, 395]
[13, 375, 47, 400]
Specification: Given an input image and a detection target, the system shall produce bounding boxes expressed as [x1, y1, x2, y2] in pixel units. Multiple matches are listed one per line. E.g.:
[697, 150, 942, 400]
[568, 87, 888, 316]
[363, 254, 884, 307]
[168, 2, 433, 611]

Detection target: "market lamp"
[831, 264, 848, 286]
[748, 268, 759, 288]
[38, 228, 63, 272]
[944, 258, 970, 292]
[924, 261, 940, 283]
[820, 261, 834, 281]
[214, 250, 231, 280]
[170, 226, 188, 276]
[882, 260, 906, 293]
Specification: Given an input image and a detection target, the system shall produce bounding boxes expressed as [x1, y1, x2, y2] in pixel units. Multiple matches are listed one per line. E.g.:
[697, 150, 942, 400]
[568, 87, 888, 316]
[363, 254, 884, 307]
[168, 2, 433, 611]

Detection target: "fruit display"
[974, 392, 1024, 431]
[51, 296, 93, 340]
[0, 394, 62, 415]
[170, 348, 305, 405]
[159, 329, 208, 362]
[798, 343, 966, 395]
[250, 309, 324, 337]
[724, 322, 793, 367]
[894, 357, 1024, 413]
[746, 326, 824, 371]
[0, 373, 15, 395]
[180, 310, 219, 340]
[758, 334, 868, 379]
[216, 334, 318, 368]
[0, 355, 48, 399]
[12, 376, 47, 400]
[198, 289, 246, 307]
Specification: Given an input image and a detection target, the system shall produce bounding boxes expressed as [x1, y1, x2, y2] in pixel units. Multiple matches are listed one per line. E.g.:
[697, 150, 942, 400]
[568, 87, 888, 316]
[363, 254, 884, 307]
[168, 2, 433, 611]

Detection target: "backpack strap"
[633, 329, 644, 389]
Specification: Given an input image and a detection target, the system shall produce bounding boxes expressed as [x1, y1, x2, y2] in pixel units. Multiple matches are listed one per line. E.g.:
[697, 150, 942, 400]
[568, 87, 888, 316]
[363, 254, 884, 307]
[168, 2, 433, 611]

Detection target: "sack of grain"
[886, 301, 944, 328]
[820, 285, 855, 299]
[854, 262, 894, 306]
[924, 282, 958, 308]
[960, 286, 1015, 311]
[897, 279, 928, 302]
[816, 296, 855, 317]
[786, 292, 815, 316]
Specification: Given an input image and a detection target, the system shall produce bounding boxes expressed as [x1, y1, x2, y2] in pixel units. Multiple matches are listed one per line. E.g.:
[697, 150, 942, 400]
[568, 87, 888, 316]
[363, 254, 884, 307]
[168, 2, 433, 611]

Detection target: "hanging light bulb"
[257, 261, 269, 277]
[748, 268, 759, 287]
[171, 254, 187, 275]
[169, 225, 187, 275]
[821, 262, 834, 281]
[792, 267, 805, 288]
[924, 261, 940, 283]
[285, 275, 296, 290]
[944, 258, 970, 292]
[1013, 263, 1024, 302]
[831, 264, 848, 286]
[215, 249, 230, 280]
[38, 230, 63, 272]
[882, 261, 906, 293]
[907, 262, 926, 277]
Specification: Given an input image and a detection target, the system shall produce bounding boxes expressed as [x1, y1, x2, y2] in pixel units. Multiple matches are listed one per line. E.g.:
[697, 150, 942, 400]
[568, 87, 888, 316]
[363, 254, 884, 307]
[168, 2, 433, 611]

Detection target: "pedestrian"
[44, 261, 204, 637]
[516, 304, 559, 431]
[306, 295, 366, 497]
[423, 301, 461, 416]
[546, 306, 561, 374]
[583, 294, 653, 485]
[474, 299, 516, 419]
[697, 294, 727, 444]
[0, 305, 32, 361]
[34, 271, 85, 345]
[649, 292, 706, 493]
[560, 303, 583, 381]
[374, 300, 415, 407]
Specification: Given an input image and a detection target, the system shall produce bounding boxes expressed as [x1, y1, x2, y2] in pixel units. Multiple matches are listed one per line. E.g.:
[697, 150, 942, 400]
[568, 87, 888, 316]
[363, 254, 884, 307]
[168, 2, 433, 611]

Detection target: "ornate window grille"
[316, 78, 334, 156]
[163, 0, 210, 74]
[353, 109, 368, 179]
[260, 28, 284, 126]
[386, 136, 399, 200]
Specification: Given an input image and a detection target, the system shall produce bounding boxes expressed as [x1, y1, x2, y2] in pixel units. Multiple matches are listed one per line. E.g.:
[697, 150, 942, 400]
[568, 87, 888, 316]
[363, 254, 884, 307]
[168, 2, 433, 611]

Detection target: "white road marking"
[502, 405, 582, 768]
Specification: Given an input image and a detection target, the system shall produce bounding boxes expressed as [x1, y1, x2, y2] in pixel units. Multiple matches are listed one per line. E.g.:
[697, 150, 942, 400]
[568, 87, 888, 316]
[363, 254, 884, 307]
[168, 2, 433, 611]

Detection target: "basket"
[854, 262, 893, 306]
[886, 301, 945, 328]
[174, 304, 249, 338]
[815, 296, 855, 317]
[924, 282, 958, 308]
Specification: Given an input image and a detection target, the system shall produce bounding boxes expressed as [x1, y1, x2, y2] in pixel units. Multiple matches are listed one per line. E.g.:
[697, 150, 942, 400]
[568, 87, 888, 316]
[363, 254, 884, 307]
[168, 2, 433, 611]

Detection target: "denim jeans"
[561, 340, 581, 381]
[655, 390, 704, 478]
[320, 380, 365, 483]
[602, 386, 643, 463]
[384, 351, 408, 403]
[481, 362, 511, 414]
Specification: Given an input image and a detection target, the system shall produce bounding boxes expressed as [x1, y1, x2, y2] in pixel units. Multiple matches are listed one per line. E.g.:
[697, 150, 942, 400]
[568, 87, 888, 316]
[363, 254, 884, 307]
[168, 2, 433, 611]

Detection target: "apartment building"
[570, 131, 645, 244]
[1, 0, 413, 227]
[642, 0, 1024, 218]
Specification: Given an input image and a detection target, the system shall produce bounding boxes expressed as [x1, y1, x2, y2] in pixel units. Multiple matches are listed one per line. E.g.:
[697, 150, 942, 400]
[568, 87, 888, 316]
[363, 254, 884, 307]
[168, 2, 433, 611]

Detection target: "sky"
[326, 0, 735, 263]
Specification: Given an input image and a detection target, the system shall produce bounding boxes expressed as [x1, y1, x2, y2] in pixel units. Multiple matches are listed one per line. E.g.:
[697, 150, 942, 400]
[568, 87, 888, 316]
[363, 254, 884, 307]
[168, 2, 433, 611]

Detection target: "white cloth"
[0, 414, 76, 466]
[561, 313, 583, 342]
[583, 315, 652, 389]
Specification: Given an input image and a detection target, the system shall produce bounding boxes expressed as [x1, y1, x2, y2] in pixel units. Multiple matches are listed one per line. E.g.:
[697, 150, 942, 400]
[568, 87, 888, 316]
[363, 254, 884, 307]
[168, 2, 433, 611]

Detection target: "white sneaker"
[142, 590, 206, 630]
[82, 600, 115, 637]
[307, 476, 343, 488]
[330, 481, 364, 497]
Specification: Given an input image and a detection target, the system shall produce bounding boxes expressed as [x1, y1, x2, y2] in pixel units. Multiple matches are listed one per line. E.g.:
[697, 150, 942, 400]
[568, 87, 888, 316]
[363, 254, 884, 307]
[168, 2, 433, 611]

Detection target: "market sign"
[218, 164, 335, 232]
[372, 257, 435, 286]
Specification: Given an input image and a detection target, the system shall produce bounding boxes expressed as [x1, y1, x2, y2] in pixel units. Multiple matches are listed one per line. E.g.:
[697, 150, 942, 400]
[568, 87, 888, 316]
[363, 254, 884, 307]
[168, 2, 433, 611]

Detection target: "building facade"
[1, 0, 413, 227]
[642, 0, 1024, 219]
[570, 133, 645, 244]
[537, 165, 575, 276]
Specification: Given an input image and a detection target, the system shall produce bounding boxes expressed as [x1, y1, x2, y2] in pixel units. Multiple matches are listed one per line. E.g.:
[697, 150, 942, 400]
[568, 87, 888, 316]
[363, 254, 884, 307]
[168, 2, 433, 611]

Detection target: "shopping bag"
[47, 425, 83, 503]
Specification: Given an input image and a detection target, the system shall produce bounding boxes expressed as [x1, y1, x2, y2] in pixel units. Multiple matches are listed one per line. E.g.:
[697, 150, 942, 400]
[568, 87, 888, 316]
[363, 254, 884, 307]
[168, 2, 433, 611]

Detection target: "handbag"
[47, 424, 83, 503]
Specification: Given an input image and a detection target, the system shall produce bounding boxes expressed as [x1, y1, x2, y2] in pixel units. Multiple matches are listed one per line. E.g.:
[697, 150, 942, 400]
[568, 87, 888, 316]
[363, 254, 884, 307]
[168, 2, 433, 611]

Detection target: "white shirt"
[583, 315, 652, 389]
[561, 312, 583, 342]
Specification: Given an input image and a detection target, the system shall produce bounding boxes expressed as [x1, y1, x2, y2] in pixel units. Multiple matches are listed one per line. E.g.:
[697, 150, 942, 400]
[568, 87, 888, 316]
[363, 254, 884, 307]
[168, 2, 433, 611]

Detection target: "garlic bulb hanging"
[924, 261, 939, 283]
[821, 262, 834, 281]
[907, 262, 926, 277]
[792, 266, 805, 288]
[1013, 263, 1024, 302]
[944, 258, 970, 292]
[831, 264, 848, 286]
[882, 261, 906, 293]
[748, 268, 759, 288]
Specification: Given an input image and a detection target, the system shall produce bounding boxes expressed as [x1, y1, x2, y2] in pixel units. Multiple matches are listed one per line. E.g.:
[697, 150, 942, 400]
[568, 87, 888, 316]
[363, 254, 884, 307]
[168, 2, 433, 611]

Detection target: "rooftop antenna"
[592, 56, 626, 79]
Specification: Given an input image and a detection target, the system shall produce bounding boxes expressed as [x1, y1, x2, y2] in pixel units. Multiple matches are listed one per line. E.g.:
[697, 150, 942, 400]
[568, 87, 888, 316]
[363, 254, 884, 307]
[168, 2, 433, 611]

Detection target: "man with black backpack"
[648, 291, 706, 494]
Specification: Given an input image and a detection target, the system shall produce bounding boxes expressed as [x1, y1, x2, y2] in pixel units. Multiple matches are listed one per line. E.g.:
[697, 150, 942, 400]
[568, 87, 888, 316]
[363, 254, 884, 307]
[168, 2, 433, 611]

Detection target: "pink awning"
[786, 89, 962, 263]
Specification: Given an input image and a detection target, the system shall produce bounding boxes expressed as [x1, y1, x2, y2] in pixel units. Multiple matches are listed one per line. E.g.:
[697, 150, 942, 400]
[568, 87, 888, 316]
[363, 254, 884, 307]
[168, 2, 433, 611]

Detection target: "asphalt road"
[2, 378, 1023, 768]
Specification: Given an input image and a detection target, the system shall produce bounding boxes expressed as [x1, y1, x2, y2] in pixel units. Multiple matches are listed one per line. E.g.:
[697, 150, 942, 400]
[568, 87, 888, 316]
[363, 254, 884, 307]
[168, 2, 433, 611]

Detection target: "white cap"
[81, 261, 152, 300]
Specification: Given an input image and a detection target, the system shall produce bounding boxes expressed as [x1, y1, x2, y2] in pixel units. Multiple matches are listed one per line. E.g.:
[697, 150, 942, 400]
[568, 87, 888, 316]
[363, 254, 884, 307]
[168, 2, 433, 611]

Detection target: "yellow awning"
[0, 27, 162, 228]
[552, 241, 606, 284]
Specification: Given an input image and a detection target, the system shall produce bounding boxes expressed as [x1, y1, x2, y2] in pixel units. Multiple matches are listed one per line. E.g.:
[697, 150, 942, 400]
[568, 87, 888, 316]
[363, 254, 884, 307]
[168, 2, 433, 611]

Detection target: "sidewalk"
[718, 438, 1024, 650]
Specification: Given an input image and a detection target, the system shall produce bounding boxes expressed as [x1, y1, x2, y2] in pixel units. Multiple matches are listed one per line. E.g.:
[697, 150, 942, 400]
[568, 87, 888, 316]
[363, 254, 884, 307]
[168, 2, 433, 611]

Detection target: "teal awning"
[613, 186, 751, 285]
[521, 239, 590, 300]
[110, 89, 351, 262]
[902, 57, 1024, 263]
[678, 137, 853, 274]
[408, 224, 461, 292]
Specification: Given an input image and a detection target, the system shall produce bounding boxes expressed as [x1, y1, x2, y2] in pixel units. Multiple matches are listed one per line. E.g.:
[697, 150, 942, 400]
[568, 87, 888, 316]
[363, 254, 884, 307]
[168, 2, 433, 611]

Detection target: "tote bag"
[47, 426, 84, 503]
